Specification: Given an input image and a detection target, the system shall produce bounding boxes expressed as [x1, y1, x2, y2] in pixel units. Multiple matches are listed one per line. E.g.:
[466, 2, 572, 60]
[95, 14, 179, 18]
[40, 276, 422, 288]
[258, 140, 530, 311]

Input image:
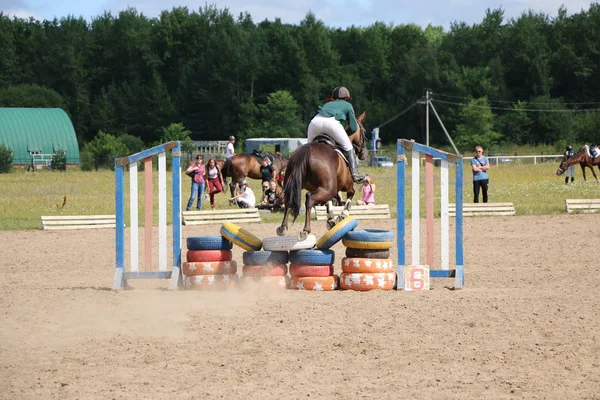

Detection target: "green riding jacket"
[317, 100, 357, 132]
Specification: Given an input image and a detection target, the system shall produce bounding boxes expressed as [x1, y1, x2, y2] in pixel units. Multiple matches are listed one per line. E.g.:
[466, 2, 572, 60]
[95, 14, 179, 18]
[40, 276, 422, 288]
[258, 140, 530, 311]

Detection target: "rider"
[564, 145, 576, 184]
[590, 143, 599, 159]
[307, 86, 366, 183]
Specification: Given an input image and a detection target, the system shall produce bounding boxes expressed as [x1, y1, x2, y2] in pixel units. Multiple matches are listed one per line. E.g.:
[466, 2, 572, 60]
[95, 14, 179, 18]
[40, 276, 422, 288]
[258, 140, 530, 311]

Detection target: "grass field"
[1, 160, 598, 230]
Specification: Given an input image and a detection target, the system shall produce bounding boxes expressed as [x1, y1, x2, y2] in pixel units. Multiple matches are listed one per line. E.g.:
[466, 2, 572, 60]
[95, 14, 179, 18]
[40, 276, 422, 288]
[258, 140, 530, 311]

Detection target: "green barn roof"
[0, 108, 80, 165]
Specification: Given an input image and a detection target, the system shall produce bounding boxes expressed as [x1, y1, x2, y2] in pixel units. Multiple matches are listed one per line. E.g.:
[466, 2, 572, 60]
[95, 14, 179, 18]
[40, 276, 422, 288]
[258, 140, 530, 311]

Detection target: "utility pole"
[425, 90, 430, 147]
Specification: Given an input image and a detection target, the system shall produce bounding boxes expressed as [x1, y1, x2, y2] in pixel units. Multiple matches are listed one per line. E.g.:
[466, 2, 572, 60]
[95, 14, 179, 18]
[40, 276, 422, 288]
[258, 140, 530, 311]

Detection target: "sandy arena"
[1, 215, 600, 399]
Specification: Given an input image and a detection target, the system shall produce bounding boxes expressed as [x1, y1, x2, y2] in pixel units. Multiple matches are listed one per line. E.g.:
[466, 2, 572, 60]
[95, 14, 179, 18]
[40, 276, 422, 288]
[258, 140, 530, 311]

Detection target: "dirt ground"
[1, 215, 600, 399]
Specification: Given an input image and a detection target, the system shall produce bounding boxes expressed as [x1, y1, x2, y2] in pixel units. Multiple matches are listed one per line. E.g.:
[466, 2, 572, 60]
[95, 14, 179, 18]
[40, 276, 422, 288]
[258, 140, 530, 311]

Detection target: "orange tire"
[290, 275, 339, 291]
[184, 274, 239, 290]
[242, 264, 288, 277]
[241, 275, 289, 290]
[341, 257, 393, 273]
[289, 264, 334, 277]
[182, 261, 238, 276]
[339, 272, 396, 291]
[186, 250, 232, 262]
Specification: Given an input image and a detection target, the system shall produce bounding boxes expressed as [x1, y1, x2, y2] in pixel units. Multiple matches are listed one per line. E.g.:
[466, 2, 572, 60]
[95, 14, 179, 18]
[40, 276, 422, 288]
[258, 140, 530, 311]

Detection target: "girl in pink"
[357, 175, 376, 205]
[204, 158, 224, 209]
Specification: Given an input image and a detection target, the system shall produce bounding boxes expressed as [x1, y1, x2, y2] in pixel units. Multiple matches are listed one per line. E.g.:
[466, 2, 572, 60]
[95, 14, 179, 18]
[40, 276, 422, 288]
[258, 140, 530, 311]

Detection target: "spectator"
[471, 146, 490, 203]
[277, 167, 286, 189]
[356, 175, 376, 205]
[230, 179, 256, 208]
[205, 158, 224, 209]
[258, 180, 284, 211]
[185, 155, 206, 210]
[225, 136, 236, 160]
[564, 145, 576, 184]
[259, 156, 275, 189]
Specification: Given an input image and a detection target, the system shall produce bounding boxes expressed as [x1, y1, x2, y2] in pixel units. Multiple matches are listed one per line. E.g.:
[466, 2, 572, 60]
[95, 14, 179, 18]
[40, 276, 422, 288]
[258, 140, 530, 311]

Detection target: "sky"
[0, 0, 594, 29]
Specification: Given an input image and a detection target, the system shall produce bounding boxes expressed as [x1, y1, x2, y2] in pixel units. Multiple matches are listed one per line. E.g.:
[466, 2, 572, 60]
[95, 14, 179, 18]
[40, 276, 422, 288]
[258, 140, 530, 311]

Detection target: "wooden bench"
[565, 199, 600, 213]
[314, 204, 391, 221]
[182, 208, 261, 225]
[41, 215, 117, 230]
[449, 202, 516, 217]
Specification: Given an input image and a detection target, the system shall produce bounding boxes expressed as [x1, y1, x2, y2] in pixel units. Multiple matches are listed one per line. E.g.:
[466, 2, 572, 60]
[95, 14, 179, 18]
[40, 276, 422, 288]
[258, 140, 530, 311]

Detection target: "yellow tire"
[315, 216, 358, 250]
[341, 239, 393, 250]
[220, 222, 262, 251]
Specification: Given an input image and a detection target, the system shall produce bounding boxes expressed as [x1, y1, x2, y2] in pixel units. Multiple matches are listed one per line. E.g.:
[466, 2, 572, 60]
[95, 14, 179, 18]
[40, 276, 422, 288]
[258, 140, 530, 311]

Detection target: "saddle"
[252, 150, 274, 164]
[312, 135, 348, 163]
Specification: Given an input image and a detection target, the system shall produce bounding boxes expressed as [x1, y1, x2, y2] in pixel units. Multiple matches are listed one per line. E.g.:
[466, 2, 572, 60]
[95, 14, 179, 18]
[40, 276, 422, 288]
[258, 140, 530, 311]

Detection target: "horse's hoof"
[276, 226, 286, 236]
[326, 219, 336, 230]
[298, 231, 308, 241]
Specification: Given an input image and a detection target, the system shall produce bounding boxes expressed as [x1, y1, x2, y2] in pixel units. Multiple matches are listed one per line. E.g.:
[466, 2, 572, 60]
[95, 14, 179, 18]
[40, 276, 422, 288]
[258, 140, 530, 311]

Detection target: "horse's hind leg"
[298, 191, 315, 241]
[276, 206, 292, 236]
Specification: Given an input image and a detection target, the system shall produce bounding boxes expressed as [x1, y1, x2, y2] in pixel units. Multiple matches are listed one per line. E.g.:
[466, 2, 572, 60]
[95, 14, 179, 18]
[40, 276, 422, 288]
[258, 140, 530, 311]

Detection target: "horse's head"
[350, 112, 368, 161]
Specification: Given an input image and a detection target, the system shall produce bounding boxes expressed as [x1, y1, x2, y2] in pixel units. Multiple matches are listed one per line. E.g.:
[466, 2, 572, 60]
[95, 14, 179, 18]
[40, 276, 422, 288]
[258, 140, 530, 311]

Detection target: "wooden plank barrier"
[314, 204, 391, 221]
[182, 208, 261, 225]
[565, 199, 600, 213]
[41, 215, 116, 230]
[449, 202, 515, 217]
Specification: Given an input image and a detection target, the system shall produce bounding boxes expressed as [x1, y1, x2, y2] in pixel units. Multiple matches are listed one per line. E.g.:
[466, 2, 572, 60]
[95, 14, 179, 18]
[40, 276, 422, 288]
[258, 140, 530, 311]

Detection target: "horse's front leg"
[581, 164, 587, 181]
[591, 166, 599, 183]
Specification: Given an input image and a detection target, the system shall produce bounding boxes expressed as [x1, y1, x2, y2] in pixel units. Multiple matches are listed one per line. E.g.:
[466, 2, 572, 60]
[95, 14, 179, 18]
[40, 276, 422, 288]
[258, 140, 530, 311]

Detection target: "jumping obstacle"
[396, 139, 464, 289]
[112, 141, 183, 290]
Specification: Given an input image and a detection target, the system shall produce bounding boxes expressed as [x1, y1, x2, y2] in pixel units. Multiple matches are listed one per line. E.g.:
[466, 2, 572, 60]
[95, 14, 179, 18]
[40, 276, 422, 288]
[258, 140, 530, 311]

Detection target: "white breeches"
[307, 114, 353, 151]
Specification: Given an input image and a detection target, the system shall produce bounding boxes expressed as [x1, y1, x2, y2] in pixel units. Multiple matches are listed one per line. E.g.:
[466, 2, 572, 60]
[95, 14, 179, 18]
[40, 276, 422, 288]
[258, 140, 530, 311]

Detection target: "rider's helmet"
[331, 86, 351, 101]
[229, 135, 235, 141]
[567, 145, 573, 151]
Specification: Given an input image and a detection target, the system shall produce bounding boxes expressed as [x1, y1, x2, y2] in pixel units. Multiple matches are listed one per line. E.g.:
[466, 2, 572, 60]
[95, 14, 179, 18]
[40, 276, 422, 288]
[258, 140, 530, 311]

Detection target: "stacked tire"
[340, 229, 396, 291]
[241, 250, 289, 290]
[288, 249, 338, 291]
[184, 236, 239, 290]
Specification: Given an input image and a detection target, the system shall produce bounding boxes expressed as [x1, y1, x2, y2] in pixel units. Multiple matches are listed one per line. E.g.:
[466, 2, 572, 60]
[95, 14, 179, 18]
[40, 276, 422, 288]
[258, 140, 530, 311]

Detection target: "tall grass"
[0, 160, 597, 230]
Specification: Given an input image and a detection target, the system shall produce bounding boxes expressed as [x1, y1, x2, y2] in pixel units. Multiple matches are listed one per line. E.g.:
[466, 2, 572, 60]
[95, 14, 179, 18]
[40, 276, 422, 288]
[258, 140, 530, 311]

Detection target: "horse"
[556, 145, 600, 182]
[218, 153, 288, 197]
[276, 112, 368, 240]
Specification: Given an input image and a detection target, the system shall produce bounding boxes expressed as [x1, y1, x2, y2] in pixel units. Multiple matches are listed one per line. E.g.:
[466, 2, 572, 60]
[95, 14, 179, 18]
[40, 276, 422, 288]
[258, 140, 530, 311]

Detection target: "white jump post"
[396, 139, 464, 289]
[112, 141, 183, 290]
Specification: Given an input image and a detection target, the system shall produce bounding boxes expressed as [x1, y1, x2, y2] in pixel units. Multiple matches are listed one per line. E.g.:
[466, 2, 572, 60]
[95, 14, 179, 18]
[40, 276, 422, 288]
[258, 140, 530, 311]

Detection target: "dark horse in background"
[218, 153, 288, 197]
[556, 145, 600, 182]
[277, 112, 368, 239]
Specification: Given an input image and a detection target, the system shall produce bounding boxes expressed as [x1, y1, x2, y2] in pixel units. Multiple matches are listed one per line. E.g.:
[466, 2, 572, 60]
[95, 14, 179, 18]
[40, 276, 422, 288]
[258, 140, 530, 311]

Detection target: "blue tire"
[343, 229, 394, 242]
[315, 216, 358, 250]
[187, 236, 233, 251]
[243, 251, 289, 265]
[289, 249, 335, 265]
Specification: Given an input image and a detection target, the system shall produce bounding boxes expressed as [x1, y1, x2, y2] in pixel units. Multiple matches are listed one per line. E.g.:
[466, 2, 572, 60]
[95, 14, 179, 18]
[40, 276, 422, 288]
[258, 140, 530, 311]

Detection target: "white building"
[245, 138, 307, 155]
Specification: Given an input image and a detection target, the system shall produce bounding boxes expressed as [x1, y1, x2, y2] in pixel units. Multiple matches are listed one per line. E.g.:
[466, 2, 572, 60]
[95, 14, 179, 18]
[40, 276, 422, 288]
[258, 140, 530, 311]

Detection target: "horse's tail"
[283, 145, 309, 222]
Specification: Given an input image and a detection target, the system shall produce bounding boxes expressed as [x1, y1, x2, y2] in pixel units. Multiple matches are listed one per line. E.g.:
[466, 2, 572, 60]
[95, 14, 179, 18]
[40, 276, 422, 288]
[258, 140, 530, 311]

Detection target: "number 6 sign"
[403, 265, 430, 291]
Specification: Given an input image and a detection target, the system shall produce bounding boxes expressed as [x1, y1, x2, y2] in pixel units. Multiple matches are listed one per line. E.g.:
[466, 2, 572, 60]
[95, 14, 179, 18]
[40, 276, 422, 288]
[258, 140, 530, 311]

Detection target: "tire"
[242, 264, 288, 277]
[341, 257, 393, 273]
[345, 248, 390, 259]
[184, 274, 239, 290]
[183, 261, 238, 275]
[289, 249, 335, 265]
[242, 250, 289, 265]
[241, 275, 289, 290]
[220, 222, 262, 251]
[262, 234, 316, 251]
[343, 229, 394, 242]
[289, 264, 334, 277]
[315, 216, 358, 250]
[186, 250, 232, 262]
[186, 236, 233, 251]
[339, 272, 396, 291]
[290, 276, 339, 291]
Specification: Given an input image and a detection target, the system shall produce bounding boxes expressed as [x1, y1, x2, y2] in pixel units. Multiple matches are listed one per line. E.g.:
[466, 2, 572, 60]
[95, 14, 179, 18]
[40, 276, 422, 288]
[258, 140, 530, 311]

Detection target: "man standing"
[226, 136, 236, 160]
[471, 146, 490, 203]
[564, 145, 576, 184]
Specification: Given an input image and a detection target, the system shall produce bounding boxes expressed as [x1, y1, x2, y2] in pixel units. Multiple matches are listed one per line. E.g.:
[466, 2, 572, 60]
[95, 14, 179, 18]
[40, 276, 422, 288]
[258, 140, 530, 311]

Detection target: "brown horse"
[556, 145, 600, 182]
[218, 153, 288, 197]
[276, 112, 368, 239]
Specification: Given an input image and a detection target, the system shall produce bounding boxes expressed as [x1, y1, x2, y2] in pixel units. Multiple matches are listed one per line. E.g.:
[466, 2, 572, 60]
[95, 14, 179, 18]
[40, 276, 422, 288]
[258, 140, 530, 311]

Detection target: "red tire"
[186, 250, 232, 262]
[341, 257, 393, 273]
[242, 264, 288, 277]
[289, 264, 334, 277]
[339, 272, 396, 291]
[183, 261, 238, 276]
[184, 274, 239, 290]
[241, 276, 289, 290]
[289, 275, 339, 291]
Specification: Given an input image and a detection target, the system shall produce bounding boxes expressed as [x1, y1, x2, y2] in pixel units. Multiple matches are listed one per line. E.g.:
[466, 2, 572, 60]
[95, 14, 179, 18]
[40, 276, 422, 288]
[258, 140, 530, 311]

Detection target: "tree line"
[1, 3, 599, 155]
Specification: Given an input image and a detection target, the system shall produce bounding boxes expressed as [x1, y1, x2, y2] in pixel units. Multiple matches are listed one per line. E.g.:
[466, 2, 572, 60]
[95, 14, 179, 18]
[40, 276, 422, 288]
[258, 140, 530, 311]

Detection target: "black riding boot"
[565, 177, 569, 184]
[344, 149, 366, 183]
[571, 177, 574, 182]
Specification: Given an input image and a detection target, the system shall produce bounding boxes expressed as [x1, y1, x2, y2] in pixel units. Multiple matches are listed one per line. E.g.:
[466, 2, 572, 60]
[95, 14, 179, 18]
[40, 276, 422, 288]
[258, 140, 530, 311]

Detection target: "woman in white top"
[204, 158, 224, 209]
